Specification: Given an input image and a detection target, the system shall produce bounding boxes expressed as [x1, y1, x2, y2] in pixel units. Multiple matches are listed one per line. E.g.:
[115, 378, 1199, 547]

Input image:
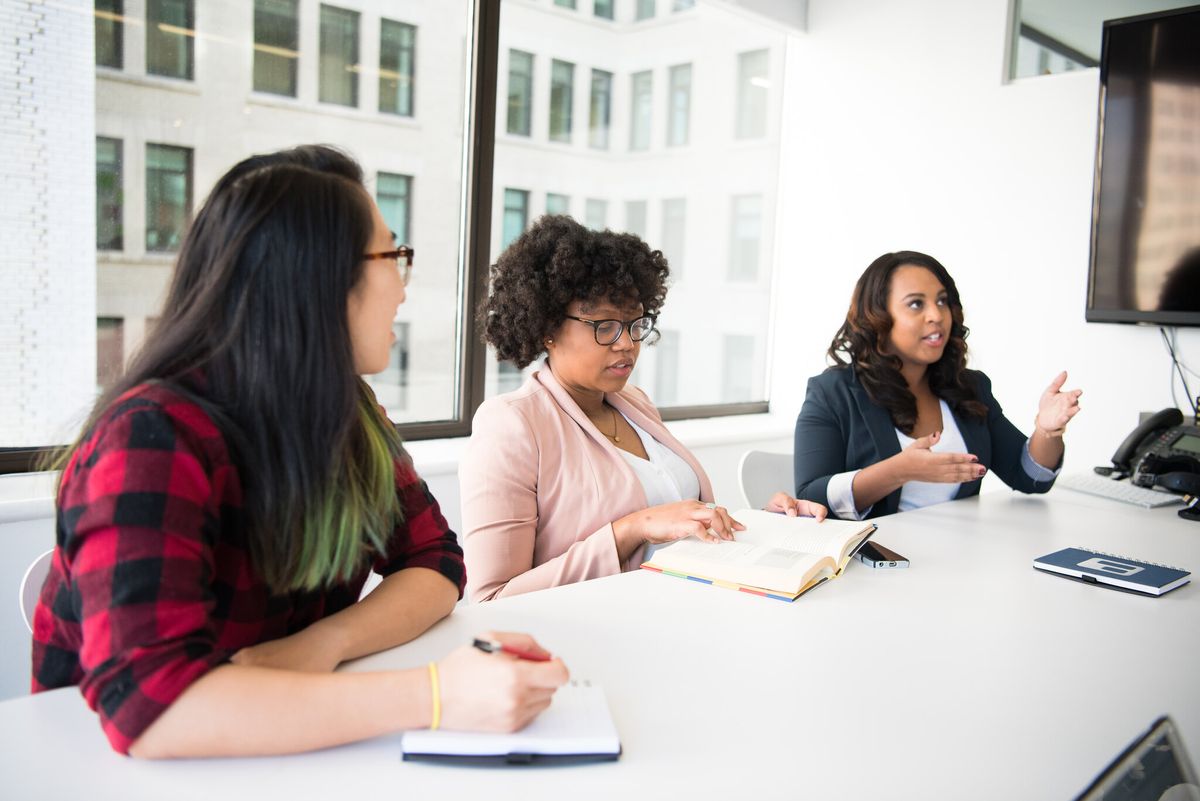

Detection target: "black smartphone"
[856, 541, 909, 569]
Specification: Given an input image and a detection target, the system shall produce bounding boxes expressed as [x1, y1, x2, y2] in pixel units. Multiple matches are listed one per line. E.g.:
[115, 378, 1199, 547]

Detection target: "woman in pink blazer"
[461, 216, 825, 601]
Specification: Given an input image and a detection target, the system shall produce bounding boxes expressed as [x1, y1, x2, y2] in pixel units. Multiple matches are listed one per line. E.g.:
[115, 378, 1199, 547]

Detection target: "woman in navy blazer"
[794, 251, 1082, 520]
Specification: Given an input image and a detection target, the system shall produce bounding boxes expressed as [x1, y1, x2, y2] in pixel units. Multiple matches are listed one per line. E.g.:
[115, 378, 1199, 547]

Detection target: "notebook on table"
[1033, 547, 1191, 597]
[400, 680, 620, 765]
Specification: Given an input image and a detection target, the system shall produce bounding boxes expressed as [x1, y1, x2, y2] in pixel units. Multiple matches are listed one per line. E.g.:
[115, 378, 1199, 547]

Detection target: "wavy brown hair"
[827, 250, 987, 434]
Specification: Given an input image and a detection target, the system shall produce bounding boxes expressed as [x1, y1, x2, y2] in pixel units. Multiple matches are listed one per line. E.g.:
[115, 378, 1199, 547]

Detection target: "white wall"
[769, 0, 1200, 476]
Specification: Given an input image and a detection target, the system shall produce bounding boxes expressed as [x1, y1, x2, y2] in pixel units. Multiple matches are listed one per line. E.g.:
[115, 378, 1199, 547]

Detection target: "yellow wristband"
[427, 662, 441, 730]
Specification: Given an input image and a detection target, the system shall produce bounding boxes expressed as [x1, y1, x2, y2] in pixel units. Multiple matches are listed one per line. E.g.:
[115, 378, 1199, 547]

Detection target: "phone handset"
[1110, 407, 1184, 473]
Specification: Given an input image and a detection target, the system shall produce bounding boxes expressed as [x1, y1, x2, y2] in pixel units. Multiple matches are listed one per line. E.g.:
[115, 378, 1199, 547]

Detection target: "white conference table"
[2, 487, 1198, 800]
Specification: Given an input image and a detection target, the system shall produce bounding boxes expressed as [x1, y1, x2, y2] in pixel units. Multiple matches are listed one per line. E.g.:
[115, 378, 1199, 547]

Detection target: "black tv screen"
[1087, 5, 1200, 325]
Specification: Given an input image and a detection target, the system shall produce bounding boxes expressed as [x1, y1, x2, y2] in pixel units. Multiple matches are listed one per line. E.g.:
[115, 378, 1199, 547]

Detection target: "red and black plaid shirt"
[31, 382, 465, 754]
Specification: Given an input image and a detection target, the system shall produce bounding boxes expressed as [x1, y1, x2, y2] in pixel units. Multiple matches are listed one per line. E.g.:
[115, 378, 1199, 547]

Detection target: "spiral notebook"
[1033, 547, 1191, 597]
[400, 680, 621, 765]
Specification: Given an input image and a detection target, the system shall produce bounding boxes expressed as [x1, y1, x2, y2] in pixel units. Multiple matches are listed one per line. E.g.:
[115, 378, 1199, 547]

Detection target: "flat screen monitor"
[1086, 5, 1200, 326]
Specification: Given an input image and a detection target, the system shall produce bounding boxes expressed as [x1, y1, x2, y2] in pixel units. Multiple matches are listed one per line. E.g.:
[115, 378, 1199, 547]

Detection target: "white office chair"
[19, 549, 54, 634]
[737, 450, 794, 509]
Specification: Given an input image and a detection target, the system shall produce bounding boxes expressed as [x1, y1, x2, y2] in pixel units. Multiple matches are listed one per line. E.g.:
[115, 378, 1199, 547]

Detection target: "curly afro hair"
[480, 214, 671, 369]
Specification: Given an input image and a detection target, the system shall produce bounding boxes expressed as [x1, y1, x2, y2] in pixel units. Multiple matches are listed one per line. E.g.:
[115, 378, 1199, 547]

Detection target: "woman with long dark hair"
[793, 251, 1082, 520]
[31, 145, 567, 757]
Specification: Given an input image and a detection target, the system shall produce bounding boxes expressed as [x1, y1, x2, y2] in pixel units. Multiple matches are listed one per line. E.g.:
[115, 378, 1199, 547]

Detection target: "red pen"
[472, 637, 552, 662]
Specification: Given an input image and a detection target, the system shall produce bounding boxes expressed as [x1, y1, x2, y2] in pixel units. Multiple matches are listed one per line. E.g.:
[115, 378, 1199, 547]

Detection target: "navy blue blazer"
[793, 366, 1057, 520]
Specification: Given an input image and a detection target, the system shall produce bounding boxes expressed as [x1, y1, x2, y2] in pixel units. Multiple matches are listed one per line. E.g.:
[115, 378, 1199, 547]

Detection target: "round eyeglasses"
[363, 244, 414, 286]
[564, 314, 660, 346]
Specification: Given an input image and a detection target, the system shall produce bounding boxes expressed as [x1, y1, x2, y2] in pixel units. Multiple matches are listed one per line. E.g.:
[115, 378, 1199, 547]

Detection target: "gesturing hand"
[898, 430, 986, 484]
[764, 492, 828, 521]
[1035, 370, 1082, 437]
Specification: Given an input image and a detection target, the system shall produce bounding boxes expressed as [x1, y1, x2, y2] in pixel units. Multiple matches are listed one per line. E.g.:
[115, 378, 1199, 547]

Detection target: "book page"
[730, 509, 872, 560]
[647, 536, 831, 594]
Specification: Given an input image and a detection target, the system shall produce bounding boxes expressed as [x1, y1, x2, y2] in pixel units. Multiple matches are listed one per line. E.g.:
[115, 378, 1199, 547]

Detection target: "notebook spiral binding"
[1072, 546, 1187, 573]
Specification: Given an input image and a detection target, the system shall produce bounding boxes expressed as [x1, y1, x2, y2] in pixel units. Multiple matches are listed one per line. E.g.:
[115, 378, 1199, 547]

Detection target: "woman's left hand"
[765, 492, 828, 521]
[230, 624, 345, 673]
[1035, 371, 1083, 437]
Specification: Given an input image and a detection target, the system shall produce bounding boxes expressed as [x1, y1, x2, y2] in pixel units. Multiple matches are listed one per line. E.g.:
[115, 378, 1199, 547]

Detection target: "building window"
[722, 335, 755, 402]
[507, 50, 533, 136]
[585, 199, 607, 231]
[630, 70, 652, 151]
[146, 0, 194, 80]
[673, 0, 696, 10]
[95, 0, 124, 69]
[145, 143, 192, 253]
[625, 200, 647, 239]
[554, 0, 577, 7]
[636, 0, 656, 21]
[546, 193, 570, 216]
[594, 0, 614, 20]
[96, 137, 123, 251]
[667, 63, 691, 147]
[661, 198, 685, 274]
[319, 4, 359, 107]
[736, 49, 769, 139]
[96, 318, 125, 391]
[377, 172, 412, 247]
[549, 60, 575, 143]
[502, 188, 529, 250]
[654, 330, 679, 405]
[253, 0, 299, 97]
[589, 69, 612, 150]
[729, 194, 763, 281]
[379, 19, 416, 116]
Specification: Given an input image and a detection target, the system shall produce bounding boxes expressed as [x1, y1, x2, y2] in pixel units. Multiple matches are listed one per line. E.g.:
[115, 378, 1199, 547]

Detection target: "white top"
[616, 413, 701, 561]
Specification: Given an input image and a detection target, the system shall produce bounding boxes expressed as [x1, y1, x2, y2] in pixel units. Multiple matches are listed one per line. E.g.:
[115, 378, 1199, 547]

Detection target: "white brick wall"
[0, 0, 96, 447]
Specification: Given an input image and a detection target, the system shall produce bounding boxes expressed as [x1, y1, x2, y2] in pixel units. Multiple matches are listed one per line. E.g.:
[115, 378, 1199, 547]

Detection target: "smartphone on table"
[856, 541, 909, 569]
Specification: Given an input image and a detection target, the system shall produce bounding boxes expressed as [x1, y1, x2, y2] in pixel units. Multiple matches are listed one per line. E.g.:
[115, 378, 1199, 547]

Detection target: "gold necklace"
[600, 405, 621, 443]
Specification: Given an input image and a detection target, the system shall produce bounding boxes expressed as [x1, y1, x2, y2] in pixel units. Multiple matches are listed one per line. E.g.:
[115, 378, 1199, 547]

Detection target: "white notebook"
[400, 680, 621, 765]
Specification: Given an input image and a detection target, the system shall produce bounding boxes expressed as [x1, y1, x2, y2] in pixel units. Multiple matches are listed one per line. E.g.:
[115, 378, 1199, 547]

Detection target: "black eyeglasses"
[363, 243, 414, 286]
[564, 314, 660, 346]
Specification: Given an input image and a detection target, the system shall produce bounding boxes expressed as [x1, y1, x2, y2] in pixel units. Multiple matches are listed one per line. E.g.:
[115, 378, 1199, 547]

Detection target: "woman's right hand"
[436, 632, 569, 733]
[896, 431, 987, 484]
[613, 500, 744, 559]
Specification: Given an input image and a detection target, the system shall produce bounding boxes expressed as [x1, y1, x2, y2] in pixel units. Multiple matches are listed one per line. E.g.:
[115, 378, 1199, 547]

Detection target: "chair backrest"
[737, 450, 794, 510]
[19, 549, 54, 634]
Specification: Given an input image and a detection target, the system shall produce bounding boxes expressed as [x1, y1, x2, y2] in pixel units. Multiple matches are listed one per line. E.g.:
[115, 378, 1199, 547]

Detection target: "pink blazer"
[460, 365, 714, 602]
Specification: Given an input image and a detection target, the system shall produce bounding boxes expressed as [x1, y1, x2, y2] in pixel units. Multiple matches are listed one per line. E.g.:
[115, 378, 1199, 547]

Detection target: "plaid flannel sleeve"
[54, 397, 230, 754]
[374, 450, 466, 598]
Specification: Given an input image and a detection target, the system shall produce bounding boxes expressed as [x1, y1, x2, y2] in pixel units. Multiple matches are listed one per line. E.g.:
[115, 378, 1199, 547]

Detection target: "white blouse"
[615, 413, 701, 560]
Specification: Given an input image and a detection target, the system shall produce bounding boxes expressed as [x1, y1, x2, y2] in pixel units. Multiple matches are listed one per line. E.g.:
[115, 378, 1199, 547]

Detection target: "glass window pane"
[377, 172, 412, 247]
[319, 4, 359, 106]
[585, 198, 607, 230]
[145, 143, 191, 252]
[554, 0, 577, 8]
[667, 63, 691, 147]
[722, 334, 755, 402]
[502, 188, 529, 250]
[372, 321, 410, 411]
[379, 19, 416, 116]
[146, 0, 194, 80]
[550, 60, 574, 143]
[594, 0, 614, 20]
[728, 194, 762, 281]
[95, 0, 124, 69]
[546, 193, 570, 216]
[653, 329, 679, 405]
[630, 70, 652, 150]
[96, 137, 123, 251]
[737, 49, 769, 139]
[253, 0, 299, 97]
[673, 0, 696, 10]
[636, 0, 656, 21]
[661, 198, 686, 275]
[507, 50, 533, 136]
[625, 200, 647, 238]
[589, 69, 611, 149]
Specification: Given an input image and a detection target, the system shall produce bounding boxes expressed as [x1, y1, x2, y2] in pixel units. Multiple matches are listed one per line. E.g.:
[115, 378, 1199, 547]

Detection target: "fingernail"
[976, 467, 986, 477]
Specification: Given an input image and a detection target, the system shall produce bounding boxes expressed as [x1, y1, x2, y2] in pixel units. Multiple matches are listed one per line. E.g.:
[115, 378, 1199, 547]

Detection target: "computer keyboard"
[1057, 473, 1185, 509]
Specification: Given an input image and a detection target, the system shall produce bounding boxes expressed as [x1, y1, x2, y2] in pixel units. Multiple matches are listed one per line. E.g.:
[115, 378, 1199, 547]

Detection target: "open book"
[641, 509, 876, 601]
[400, 680, 620, 765]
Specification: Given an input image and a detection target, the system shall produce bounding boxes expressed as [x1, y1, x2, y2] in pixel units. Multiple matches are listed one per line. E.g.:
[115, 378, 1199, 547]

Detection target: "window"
[253, 0, 299, 97]
[661, 198, 686, 274]
[636, 0, 656, 21]
[729, 194, 762, 281]
[736, 49, 769, 139]
[96, 137, 123, 251]
[625, 200, 647, 238]
[371, 322, 409, 411]
[594, 0, 614, 20]
[507, 50, 533, 136]
[589, 69, 612, 149]
[144, 144, 192, 253]
[554, 0, 577, 8]
[722, 335, 756, 403]
[95, 0, 123, 69]
[379, 19, 416, 116]
[96, 318, 124, 391]
[667, 63, 691, 147]
[319, 4, 359, 107]
[549, 60, 575, 143]
[546, 193, 570, 216]
[146, 0, 194, 80]
[654, 330, 679, 405]
[497, 362, 524, 393]
[377, 173, 412, 247]
[585, 199, 607, 230]
[673, 0, 697, 10]
[502, 189, 529, 250]
[630, 70, 652, 151]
